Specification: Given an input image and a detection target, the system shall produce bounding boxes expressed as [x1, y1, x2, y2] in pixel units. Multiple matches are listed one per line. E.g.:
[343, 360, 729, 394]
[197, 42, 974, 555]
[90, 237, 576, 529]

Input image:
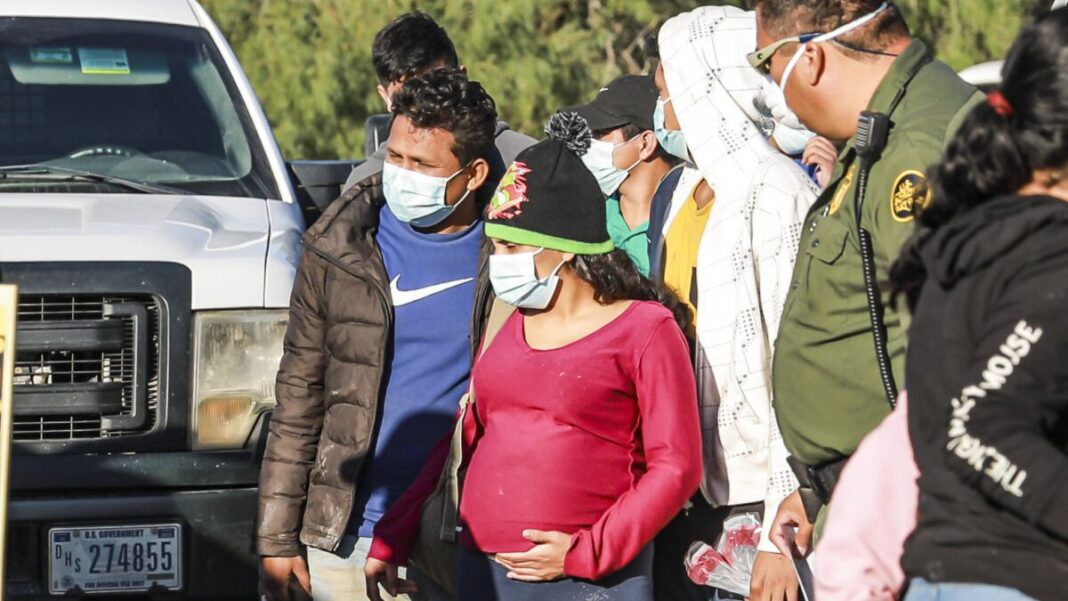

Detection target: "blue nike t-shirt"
[349, 204, 482, 537]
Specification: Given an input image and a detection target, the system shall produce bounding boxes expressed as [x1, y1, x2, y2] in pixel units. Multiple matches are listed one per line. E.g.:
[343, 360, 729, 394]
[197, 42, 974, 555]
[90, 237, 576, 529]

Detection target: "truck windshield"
[0, 17, 278, 198]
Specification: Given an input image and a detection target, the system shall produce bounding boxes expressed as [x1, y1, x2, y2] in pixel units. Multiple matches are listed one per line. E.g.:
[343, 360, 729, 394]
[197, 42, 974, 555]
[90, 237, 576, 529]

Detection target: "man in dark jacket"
[258, 68, 498, 601]
[344, 11, 534, 190]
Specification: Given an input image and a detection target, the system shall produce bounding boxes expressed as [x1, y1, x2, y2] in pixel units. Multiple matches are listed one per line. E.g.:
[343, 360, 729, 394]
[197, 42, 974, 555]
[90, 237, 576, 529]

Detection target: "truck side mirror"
[286, 160, 361, 227]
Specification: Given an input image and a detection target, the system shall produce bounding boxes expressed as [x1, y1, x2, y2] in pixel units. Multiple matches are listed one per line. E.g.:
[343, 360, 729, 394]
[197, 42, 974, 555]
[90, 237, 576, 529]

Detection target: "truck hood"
[0, 194, 271, 309]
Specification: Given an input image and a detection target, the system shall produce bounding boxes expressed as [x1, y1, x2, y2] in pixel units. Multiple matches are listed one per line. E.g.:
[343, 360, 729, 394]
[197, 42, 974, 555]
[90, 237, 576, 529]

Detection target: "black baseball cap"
[564, 74, 658, 133]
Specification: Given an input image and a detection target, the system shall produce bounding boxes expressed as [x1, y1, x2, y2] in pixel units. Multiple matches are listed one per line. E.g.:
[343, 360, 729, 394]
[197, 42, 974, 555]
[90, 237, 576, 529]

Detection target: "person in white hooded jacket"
[651, 6, 819, 601]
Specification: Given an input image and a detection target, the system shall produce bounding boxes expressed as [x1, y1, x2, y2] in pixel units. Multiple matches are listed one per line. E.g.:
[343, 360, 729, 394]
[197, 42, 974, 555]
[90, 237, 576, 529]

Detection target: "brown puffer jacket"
[256, 173, 492, 556]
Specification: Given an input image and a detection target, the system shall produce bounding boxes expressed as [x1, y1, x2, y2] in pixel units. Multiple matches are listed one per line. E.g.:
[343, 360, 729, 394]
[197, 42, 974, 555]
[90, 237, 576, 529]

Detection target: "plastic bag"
[684, 512, 762, 596]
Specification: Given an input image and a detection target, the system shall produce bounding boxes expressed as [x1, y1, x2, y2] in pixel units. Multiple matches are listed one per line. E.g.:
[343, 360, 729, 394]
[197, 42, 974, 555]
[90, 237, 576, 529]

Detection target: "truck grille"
[13, 295, 160, 441]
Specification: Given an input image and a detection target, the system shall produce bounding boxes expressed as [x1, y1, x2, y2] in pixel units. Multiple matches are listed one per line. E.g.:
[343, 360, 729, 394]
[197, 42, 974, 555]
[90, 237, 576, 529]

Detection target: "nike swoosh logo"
[389, 275, 474, 307]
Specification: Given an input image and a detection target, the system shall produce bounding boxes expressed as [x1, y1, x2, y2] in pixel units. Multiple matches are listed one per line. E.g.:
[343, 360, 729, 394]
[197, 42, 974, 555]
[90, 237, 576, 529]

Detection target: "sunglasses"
[746, 32, 820, 74]
[748, 2, 893, 75]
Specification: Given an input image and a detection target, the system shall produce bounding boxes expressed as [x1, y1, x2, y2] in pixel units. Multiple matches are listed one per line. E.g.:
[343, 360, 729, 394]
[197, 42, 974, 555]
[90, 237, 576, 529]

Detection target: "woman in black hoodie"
[892, 9, 1068, 601]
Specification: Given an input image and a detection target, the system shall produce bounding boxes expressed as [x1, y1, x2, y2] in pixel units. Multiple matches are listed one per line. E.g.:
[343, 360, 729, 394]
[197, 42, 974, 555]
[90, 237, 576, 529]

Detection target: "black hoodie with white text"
[901, 194, 1068, 599]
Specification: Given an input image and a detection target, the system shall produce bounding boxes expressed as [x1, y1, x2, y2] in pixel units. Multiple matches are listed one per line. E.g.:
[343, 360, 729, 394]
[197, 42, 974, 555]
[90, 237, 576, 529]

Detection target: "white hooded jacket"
[659, 5, 818, 552]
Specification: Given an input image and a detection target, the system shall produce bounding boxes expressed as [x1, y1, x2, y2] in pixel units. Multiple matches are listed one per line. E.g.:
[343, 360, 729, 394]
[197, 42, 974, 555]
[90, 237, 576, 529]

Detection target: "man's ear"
[638, 130, 660, 161]
[802, 43, 826, 87]
[459, 64, 469, 76]
[377, 84, 392, 111]
[466, 158, 491, 191]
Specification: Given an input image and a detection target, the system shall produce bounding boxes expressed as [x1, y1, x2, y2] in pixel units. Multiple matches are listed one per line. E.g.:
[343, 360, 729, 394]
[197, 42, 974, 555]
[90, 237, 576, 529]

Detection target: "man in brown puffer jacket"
[257, 68, 499, 601]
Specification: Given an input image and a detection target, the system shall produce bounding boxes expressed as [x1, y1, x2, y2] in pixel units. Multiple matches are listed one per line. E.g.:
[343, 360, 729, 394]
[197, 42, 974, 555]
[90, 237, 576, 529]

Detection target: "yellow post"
[0, 284, 17, 600]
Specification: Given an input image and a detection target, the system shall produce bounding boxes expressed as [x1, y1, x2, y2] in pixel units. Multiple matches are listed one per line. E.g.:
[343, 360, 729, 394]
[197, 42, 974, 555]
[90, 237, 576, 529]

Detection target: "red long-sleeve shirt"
[371, 301, 701, 581]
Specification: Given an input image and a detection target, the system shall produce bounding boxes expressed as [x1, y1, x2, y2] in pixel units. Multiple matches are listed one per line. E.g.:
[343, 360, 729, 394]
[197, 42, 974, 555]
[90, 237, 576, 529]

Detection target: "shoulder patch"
[890, 170, 931, 223]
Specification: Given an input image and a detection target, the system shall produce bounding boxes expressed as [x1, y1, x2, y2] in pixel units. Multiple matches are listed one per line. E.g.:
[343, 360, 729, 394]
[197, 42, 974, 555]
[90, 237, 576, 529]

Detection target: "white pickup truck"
[0, 1, 353, 598]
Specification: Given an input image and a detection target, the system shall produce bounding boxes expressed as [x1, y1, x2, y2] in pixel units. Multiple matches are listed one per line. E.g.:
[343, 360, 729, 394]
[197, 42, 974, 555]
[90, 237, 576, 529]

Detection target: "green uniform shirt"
[773, 41, 983, 467]
[606, 196, 651, 276]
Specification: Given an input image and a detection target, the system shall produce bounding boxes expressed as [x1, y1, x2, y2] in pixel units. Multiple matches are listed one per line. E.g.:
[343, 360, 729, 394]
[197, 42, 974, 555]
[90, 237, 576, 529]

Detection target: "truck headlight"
[191, 310, 288, 450]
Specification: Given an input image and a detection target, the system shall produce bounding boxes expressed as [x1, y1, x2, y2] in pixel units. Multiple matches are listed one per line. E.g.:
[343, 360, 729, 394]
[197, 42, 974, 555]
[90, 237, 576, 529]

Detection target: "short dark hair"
[751, 0, 910, 58]
[372, 11, 460, 86]
[391, 68, 498, 166]
[593, 124, 644, 140]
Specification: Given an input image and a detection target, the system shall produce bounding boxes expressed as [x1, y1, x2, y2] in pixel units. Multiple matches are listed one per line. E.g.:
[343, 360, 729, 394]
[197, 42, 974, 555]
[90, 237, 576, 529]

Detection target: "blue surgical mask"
[759, 79, 817, 156]
[653, 97, 691, 163]
[382, 162, 471, 224]
[582, 136, 642, 196]
[489, 248, 567, 310]
[772, 123, 817, 157]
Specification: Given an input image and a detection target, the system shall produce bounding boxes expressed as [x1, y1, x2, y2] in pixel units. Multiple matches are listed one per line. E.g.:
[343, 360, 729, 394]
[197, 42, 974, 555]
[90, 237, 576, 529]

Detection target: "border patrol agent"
[750, 0, 983, 531]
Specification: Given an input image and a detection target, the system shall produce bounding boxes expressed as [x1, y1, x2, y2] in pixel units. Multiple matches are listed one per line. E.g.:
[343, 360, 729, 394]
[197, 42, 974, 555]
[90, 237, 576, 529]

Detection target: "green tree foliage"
[201, 0, 1046, 160]
[900, 0, 1050, 71]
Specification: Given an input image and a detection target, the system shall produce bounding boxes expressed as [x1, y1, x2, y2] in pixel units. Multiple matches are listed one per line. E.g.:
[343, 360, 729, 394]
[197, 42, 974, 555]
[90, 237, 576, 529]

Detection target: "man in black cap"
[565, 75, 682, 276]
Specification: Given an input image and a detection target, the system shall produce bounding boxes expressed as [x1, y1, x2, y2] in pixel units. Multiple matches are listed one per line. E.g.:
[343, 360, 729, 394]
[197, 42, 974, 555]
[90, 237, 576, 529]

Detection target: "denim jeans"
[306, 535, 453, 601]
[904, 578, 1038, 601]
[458, 545, 654, 601]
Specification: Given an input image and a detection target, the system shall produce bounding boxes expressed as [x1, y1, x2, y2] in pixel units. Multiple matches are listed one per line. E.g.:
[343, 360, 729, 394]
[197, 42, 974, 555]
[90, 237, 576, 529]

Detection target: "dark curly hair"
[372, 11, 459, 86]
[391, 68, 498, 166]
[572, 250, 692, 335]
[891, 8, 1068, 308]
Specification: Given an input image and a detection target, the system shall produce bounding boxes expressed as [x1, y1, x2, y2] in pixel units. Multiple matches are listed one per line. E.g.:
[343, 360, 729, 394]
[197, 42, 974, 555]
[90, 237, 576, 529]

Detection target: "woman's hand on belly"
[492, 530, 572, 582]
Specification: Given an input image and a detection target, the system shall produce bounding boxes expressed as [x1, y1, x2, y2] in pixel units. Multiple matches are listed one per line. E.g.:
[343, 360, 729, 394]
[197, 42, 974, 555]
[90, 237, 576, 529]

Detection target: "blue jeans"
[306, 535, 453, 601]
[458, 545, 654, 601]
[904, 578, 1038, 601]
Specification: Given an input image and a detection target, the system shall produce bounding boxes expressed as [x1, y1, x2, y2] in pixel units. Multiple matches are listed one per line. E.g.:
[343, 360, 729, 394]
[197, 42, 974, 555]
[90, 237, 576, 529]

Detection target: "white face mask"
[582, 136, 642, 197]
[489, 248, 567, 310]
[382, 161, 471, 224]
[779, 2, 892, 95]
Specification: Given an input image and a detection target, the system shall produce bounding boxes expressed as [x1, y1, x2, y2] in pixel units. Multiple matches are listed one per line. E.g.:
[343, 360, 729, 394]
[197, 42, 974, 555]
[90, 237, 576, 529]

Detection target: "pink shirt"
[815, 393, 916, 601]
[461, 301, 701, 580]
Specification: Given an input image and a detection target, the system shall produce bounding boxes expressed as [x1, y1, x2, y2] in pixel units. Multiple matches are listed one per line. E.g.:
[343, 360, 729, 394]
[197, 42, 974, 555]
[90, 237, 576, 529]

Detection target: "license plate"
[48, 524, 182, 595]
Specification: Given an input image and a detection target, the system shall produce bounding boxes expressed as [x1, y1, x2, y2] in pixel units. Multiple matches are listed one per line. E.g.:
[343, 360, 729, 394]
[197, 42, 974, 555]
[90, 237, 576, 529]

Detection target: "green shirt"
[773, 41, 983, 466]
[606, 197, 651, 276]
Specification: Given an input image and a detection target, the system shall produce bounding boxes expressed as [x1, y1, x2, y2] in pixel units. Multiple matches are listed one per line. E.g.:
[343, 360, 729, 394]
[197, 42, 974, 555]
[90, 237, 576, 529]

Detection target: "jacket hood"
[924, 194, 1068, 286]
[658, 6, 810, 200]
